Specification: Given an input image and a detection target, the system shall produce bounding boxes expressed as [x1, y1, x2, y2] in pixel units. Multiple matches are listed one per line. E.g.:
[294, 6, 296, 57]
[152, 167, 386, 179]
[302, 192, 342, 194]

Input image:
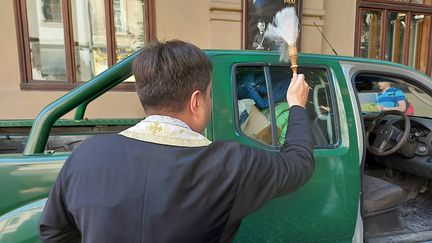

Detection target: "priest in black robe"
[39, 40, 314, 243]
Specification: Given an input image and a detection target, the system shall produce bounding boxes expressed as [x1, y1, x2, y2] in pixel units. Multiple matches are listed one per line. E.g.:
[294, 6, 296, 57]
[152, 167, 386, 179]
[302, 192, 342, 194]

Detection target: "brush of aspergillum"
[264, 7, 300, 74]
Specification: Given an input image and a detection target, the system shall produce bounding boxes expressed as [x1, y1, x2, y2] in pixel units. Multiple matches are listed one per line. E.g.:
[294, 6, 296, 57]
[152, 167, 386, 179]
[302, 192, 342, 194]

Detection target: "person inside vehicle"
[376, 81, 407, 112]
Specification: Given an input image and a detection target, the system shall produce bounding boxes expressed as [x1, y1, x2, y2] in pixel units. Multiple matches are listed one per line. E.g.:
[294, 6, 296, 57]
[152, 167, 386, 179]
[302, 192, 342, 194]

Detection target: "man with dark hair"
[39, 40, 314, 243]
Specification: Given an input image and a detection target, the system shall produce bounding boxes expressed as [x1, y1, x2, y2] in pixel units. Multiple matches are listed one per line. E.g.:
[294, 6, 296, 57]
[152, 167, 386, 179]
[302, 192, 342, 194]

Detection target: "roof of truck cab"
[203, 49, 425, 76]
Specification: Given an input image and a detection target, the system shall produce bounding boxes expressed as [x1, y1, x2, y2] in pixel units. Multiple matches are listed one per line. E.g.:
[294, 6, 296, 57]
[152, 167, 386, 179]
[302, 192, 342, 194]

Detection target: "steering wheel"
[366, 110, 411, 156]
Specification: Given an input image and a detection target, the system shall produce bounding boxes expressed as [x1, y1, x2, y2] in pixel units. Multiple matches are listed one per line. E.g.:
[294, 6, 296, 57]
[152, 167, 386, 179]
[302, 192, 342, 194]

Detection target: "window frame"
[14, 0, 156, 91]
[355, 0, 432, 76]
[232, 62, 341, 149]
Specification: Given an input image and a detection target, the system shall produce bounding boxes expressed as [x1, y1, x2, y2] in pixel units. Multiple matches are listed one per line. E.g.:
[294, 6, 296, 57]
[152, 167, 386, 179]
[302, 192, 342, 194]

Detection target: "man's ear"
[189, 90, 201, 119]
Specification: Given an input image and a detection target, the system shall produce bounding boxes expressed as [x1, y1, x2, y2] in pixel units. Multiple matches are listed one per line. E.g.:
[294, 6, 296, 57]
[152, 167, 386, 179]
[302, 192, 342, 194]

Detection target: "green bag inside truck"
[1, 50, 432, 242]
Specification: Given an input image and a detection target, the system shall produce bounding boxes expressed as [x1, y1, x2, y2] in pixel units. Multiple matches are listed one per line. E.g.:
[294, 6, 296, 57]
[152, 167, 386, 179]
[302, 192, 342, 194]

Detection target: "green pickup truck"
[1, 50, 432, 243]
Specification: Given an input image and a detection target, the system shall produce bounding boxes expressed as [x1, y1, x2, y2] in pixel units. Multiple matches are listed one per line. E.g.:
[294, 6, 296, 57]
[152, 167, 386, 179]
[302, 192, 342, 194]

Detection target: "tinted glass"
[235, 65, 337, 147]
[236, 66, 274, 145]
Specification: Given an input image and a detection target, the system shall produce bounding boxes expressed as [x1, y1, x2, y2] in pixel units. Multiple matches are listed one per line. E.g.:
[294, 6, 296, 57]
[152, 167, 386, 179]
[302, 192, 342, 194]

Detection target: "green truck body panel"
[0, 50, 431, 242]
[210, 53, 360, 242]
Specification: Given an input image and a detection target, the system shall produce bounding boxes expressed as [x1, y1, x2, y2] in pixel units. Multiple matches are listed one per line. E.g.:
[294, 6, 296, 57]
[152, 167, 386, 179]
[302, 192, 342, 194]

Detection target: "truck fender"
[0, 199, 46, 243]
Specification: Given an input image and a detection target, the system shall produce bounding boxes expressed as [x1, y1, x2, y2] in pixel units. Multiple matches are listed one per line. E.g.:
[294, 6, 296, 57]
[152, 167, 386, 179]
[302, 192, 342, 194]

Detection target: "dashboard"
[390, 117, 432, 157]
[409, 126, 431, 141]
[371, 115, 432, 180]
[363, 114, 432, 157]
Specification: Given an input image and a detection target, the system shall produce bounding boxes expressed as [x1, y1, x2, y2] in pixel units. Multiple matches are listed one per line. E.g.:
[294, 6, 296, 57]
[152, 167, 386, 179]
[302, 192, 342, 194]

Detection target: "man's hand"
[287, 73, 310, 108]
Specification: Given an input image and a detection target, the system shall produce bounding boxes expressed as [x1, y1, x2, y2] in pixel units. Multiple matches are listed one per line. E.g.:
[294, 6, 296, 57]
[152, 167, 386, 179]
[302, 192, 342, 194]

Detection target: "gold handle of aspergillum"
[288, 44, 298, 75]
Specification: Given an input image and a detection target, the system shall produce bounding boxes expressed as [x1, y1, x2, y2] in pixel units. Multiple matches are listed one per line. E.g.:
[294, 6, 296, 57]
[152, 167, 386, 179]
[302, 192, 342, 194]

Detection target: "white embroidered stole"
[120, 120, 211, 147]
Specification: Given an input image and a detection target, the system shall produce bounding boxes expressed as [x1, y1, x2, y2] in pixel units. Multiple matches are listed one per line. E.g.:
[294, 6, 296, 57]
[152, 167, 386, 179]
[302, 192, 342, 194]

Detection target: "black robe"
[39, 106, 314, 243]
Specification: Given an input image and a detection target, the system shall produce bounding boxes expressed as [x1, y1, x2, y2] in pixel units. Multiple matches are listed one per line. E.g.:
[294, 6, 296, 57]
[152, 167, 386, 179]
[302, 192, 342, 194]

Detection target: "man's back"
[62, 134, 244, 242]
[40, 106, 313, 243]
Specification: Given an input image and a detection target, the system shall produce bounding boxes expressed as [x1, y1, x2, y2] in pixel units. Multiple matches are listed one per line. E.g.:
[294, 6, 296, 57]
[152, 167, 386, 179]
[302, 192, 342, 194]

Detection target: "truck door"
[209, 53, 361, 242]
[348, 62, 432, 241]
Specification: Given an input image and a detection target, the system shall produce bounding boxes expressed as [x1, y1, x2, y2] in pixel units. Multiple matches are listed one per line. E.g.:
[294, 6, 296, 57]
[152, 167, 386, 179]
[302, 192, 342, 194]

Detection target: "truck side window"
[235, 65, 337, 147]
[356, 74, 432, 118]
[236, 66, 274, 145]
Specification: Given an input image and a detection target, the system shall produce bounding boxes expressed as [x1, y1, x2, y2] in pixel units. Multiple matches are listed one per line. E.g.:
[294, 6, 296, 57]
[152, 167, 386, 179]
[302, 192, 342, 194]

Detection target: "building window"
[15, 0, 155, 90]
[355, 0, 432, 77]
